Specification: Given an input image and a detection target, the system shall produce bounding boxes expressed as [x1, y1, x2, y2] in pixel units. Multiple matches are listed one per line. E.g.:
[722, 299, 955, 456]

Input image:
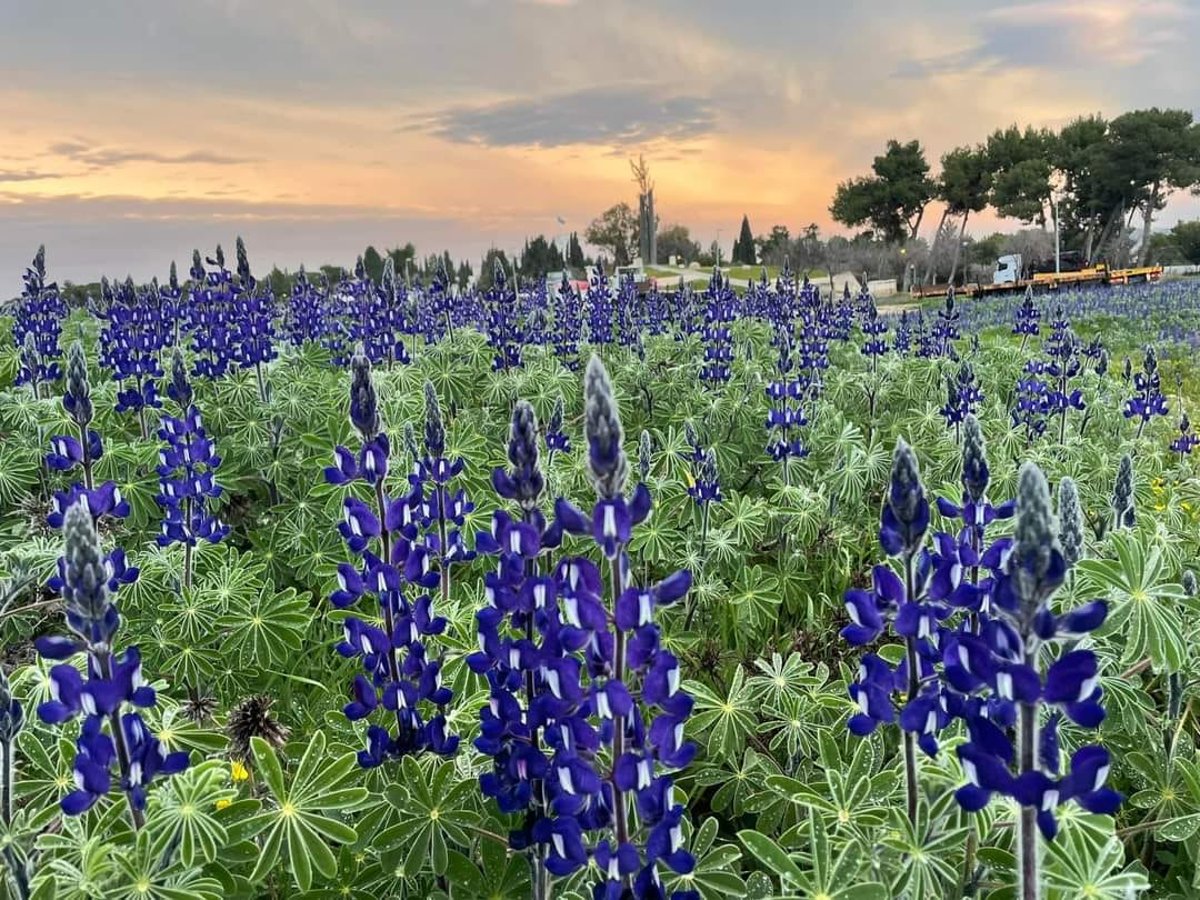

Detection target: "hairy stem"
[95, 649, 145, 831]
[373, 478, 408, 740]
[902, 549, 920, 825]
[1018, 701, 1039, 900]
[608, 553, 632, 890]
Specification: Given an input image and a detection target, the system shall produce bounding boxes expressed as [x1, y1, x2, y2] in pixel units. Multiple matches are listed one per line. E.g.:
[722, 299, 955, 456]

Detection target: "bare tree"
[631, 155, 657, 265]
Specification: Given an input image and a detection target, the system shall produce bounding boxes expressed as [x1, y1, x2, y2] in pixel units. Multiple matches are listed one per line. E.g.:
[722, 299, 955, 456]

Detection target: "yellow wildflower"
[215, 798, 232, 811]
[231, 760, 250, 783]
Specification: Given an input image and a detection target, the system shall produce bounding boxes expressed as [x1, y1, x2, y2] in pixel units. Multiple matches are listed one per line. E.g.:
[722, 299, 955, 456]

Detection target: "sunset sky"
[3, 0, 1200, 292]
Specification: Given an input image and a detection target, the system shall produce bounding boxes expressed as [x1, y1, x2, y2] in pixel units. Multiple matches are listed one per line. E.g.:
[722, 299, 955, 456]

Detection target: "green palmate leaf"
[1044, 831, 1150, 899]
[739, 829, 805, 888]
[667, 817, 746, 900]
[1076, 530, 1189, 672]
[107, 828, 225, 900]
[145, 760, 236, 868]
[245, 732, 367, 892]
[217, 580, 312, 668]
[686, 666, 760, 761]
[378, 757, 480, 878]
[0, 441, 40, 508]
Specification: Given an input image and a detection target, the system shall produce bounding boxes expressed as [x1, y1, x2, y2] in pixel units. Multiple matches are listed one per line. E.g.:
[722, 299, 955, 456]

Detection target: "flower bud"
[349, 347, 380, 438]
[961, 415, 989, 502]
[889, 439, 924, 527]
[638, 430, 653, 482]
[504, 400, 544, 509]
[1112, 454, 1134, 529]
[1013, 462, 1062, 614]
[424, 381, 445, 458]
[65, 340, 93, 427]
[1057, 477, 1084, 568]
[584, 355, 627, 499]
[63, 501, 113, 643]
[169, 348, 192, 407]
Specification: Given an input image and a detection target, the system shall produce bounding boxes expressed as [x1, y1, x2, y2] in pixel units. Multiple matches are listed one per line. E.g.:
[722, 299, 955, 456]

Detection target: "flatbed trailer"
[910, 263, 1163, 299]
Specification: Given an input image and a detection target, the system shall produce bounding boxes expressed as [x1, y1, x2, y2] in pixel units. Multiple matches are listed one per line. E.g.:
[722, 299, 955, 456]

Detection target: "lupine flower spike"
[952, 464, 1117, 900]
[530, 356, 697, 899]
[326, 347, 458, 765]
[36, 503, 187, 826]
[156, 349, 229, 589]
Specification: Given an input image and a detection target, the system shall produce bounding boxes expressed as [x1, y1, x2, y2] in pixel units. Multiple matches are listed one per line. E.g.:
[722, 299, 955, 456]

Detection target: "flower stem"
[683, 504, 709, 631]
[1, 738, 12, 827]
[254, 362, 268, 405]
[522, 512, 550, 900]
[182, 496, 194, 591]
[1018, 700, 1040, 900]
[373, 478, 408, 740]
[902, 550, 920, 825]
[608, 553, 632, 890]
[94, 649, 145, 831]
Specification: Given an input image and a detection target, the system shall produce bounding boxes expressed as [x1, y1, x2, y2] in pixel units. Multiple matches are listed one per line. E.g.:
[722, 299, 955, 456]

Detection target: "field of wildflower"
[1, 244, 1200, 899]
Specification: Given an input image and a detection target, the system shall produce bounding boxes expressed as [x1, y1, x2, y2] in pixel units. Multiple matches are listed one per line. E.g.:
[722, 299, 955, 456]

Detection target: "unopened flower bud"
[1058, 477, 1084, 568]
[424, 381, 445, 458]
[583, 355, 627, 499]
[65, 340, 93, 427]
[961, 415, 989, 502]
[349, 347, 380, 438]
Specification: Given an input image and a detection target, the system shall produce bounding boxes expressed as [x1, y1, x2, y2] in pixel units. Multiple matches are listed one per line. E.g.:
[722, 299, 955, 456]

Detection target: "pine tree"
[567, 232, 586, 270]
[734, 214, 755, 265]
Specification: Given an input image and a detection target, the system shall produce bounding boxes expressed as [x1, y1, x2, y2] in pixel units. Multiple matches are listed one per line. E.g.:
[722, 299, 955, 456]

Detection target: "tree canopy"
[830, 139, 935, 243]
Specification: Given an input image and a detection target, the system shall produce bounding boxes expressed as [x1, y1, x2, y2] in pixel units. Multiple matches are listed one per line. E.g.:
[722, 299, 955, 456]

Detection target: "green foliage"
[830, 139, 935, 243]
[3, 284, 1200, 898]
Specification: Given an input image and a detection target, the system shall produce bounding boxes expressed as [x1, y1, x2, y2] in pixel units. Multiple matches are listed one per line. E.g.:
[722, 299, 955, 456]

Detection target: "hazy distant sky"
[3, 0, 1199, 291]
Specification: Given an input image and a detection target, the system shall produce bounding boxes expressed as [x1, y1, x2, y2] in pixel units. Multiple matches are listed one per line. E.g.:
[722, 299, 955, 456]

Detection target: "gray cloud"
[0, 169, 65, 183]
[48, 140, 255, 168]
[418, 86, 716, 149]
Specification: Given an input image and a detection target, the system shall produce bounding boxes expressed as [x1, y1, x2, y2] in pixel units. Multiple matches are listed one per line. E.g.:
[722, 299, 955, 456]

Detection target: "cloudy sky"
[3, 0, 1199, 291]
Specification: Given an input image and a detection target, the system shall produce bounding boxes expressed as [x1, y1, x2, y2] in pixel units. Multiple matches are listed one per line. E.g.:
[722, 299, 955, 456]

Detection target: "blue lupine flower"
[186, 251, 239, 381]
[483, 258, 524, 371]
[97, 276, 165, 436]
[46, 343, 132, 533]
[1012, 287, 1041, 347]
[687, 449, 722, 507]
[951, 463, 1118, 859]
[227, 238, 277, 401]
[406, 381, 485, 596]
[765, 332, 810, 469]
[326, 348, 458, 765]
[1124, 346, 1168, 438]
[13, 246, 67, 398]
[285, 266, 331, 347]
[551, 273, 584, 371]
[513, 356, 696, 898]
[586, 262, 615, 346]
[546, 395, 571, 462]
[860, 297, 889, 370]
[931, 291, 961, 357]
[1171, 410, 1199, 456]
[699, 271, 734, 387]
[155, 350, 229, 584]
[844, 440, 949, 820]
[35, 503, 186, 824]
[941, 362, 985, 435]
